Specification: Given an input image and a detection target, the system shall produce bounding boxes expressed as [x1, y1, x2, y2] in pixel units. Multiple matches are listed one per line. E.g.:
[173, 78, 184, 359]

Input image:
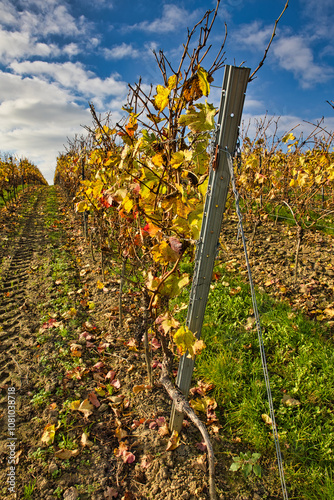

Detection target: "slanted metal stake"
[170, 65, 250, 432]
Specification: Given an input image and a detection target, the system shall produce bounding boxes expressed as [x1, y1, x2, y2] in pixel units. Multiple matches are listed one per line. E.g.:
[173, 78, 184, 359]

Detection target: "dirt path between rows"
[2, 187, 280, 500]
[2, 186, 333, 500]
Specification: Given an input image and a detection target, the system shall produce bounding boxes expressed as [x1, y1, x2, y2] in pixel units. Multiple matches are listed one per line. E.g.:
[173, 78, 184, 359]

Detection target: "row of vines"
[54, 4, 334, 368]
[0, 154, 48, 205]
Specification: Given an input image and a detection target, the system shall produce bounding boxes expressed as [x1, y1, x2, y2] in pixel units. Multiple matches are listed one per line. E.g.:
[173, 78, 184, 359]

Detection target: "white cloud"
[9, 61, 128, 101]
[125, 4, 199, 34]
[231, 21, 273, 52]
[273, 35, 334, 88]
[301, 0, 334, 41]
[104, 43, 140, 60]
[0, 0, 92, 63]
[0, 67, 126, 184]
[0, 28, 62, 61]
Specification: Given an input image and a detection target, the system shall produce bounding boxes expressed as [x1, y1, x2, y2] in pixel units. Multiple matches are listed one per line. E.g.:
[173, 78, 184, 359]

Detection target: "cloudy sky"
[0, 0, 333, 184]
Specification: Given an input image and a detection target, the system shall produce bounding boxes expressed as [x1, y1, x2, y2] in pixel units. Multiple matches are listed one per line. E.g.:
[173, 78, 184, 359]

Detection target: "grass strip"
[176, 262, 334, 499]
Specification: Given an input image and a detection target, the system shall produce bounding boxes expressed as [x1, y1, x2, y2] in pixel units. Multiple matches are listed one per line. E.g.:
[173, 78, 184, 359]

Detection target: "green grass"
[176, 263, 334, 499]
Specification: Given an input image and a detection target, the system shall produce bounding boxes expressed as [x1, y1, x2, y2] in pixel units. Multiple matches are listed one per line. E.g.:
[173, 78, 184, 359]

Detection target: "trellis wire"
[225, 148, 289, 500]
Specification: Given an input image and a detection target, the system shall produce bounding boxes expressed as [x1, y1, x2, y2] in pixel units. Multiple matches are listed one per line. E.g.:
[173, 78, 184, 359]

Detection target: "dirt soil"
[0, 187, 332, 500]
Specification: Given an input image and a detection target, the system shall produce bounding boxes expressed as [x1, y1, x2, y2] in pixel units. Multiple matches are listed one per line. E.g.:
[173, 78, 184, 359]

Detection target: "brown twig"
[249, 0, 289, 82]
[160, 357, 217, 500]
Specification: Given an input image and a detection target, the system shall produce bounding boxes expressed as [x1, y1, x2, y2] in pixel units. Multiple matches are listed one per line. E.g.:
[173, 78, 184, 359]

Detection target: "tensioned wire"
[224, 148, 289, 500]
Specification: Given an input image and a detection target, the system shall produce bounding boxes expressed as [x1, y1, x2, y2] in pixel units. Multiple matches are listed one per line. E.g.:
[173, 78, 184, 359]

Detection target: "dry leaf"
[261, 413, 272, 426]
[88, 391, 100, 408]
[166, 430, 180, 451]
[158, 423, 169, 437]
[55, 449, 79, 459]
[81, 432, 93, 448]
[77, 399, 94, 417]
[282, 394, 300, 407]
[41, 423, 56, 444]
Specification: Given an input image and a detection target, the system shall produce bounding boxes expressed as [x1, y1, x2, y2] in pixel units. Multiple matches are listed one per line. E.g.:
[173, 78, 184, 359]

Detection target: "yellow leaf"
[122, 195, 134, 213]
[154, 85, 170, 112]
[179, 101, 216, 133]
[70, 400, 81, 410]
[76, 201, 90, 213]
[261, 414, 272, 426]
[171, 151, 185, 169]
[282, 133, 296, 143]
[168, 74, 178, 90]
[72, 399, 94, 418]
[152, 153, 164, 167]
[166, 430, 180, 451]
[97, 280, 104, 289]
[41, 423, 56, 444]
[133, 385, 146, 394]
[151, 240, 179, 265]
[173, 325, 196, 357]
[197, 66, 211, 96]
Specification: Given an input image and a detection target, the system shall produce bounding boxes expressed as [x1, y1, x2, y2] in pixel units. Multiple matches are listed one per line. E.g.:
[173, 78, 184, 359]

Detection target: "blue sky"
[0, 0, 333, 184]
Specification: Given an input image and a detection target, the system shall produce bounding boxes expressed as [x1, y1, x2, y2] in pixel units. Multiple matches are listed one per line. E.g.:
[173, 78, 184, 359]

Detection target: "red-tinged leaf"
[123, 451, 136, 464]
[156, 417, 166, 427]
[131, 418, 146, 429]
[42, 318, 59, 329]
[86, 341, 95, 348]
[92, 362, 104, 370]
[105, 370, 116, 381]
[152, 360, 162, 369]
[103, 486, 119, 499]
[151, 338, 161, 350]
[97, 342, 110, 353]
[79, 331, 94, 340]
[140, 454, 153, 469]
[88, 391, 100, 408]
[111, 379, 121, 389]
[126, 338, 138, 351]
[195, 442, 207, 452]
[149, 421, 157, 429]
[169, 236, 182, 255]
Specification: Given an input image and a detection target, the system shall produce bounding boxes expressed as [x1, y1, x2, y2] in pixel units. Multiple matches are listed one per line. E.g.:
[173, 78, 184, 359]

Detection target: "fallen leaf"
[104, 486, 119, 499]
[282, 394, 301, 407]
[41, 423, 56, 444]
[115, 427, 128, 440]
[195, 441, 207, 452]
[81, 432, 94, 448]
[105, 370, 116, 381]
[55, 449, 79, 459]
[70, 343, 83, 357]
[140, 454, 153, 469]
[88, 391, 100, 408]
[194, 454, 207, 472]
[166, 430, 180, 451]
[77, 399, 94, 417]
[261, 413, 272, 426]
[158, 423, 169, 437]
[132, 384, 145, 395]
